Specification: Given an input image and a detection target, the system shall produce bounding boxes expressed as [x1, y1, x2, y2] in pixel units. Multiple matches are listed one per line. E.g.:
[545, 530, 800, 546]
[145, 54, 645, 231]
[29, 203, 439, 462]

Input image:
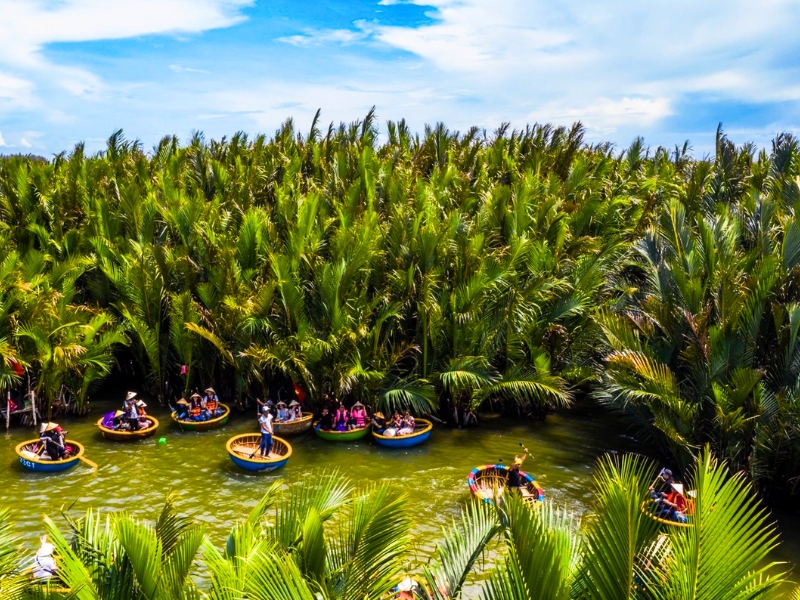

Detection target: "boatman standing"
[507, 450, 529, 493]
[252, 406, 274, 458]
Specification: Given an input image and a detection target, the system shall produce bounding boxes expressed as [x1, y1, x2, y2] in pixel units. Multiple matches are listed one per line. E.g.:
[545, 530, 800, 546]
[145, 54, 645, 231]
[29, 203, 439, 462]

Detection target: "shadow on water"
[2, 399, 797, 590]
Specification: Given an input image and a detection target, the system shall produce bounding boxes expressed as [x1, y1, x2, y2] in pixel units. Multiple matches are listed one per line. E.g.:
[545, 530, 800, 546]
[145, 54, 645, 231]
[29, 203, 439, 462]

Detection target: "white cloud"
[0, 0, 251, 101]
[0, 131, 6, 146]
[20, 138, 32, 148]
[277, 22, 373, 47]
[170, 65, 211, 74]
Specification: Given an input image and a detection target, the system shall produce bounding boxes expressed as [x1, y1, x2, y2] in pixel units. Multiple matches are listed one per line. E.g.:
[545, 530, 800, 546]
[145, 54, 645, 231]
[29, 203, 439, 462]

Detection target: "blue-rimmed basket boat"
[274, 412, 314, 436]
[226, 433, 292, 472]
[373, 419, 433, 448]
[171, 403, 230, 432]
[640, 498, 694, 528]
[16, 439, 86, 473]
[314, 424, 371, 441]
[97, 416, 159, 441]
[468, 464, 544, 506]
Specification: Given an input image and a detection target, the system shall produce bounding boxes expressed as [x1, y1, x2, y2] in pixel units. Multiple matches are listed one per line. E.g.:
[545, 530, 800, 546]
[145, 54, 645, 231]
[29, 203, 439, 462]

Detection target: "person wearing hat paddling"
[123, 392, 141, 431]
[33, 535, 57, 580]
[649, 468, 675, 499]
[251, 406, 274, 458]
[506, 450, 529, 493]
[39, 422, 67, 460]
[371, 411, 387, 434]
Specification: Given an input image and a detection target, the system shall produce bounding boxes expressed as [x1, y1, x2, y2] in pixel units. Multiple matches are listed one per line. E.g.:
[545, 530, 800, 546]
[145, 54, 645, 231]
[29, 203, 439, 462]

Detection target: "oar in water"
[78, 455, 99, 471]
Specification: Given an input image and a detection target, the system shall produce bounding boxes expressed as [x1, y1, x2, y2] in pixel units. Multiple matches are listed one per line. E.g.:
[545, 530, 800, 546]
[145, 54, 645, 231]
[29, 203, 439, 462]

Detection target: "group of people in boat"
[174, 388, 223, 422]
[371, 410, 417, 437]
[649, 468, 692, 523]
[316, 399, 369, 432]
[256, 398, 304, 422]
[104, 391, 151, 431]
[38, 422, 70, 460]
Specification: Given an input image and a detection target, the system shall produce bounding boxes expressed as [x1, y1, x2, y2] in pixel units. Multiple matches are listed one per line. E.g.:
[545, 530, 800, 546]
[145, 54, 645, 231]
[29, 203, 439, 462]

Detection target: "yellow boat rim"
[225, 433, 293, 465]
[372, 418, 433, 440]
[15, 439, 85, 465]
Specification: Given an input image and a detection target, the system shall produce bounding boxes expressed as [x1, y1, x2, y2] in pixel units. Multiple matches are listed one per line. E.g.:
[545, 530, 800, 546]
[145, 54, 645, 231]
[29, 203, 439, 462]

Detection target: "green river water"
[2, 400, 798, 592]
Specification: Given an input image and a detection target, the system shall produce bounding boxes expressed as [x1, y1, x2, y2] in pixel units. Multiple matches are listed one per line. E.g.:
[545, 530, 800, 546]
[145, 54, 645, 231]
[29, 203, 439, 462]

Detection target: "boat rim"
[96, 416, 160, 435]
[314, 423, 371, 435]
[225, 433, 293, 465]
[15, 439, 85, 465]
[275, 411, 313, 425]
[372, 418, 433, 440]
[171, 403, 230, 426]
[639, 500, 693, 528]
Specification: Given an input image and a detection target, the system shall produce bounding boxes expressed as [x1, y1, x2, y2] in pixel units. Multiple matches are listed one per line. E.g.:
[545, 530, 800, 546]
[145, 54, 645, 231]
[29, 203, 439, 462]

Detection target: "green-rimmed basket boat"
[171, 403, 230, 432]
[314, 423, 371, 441]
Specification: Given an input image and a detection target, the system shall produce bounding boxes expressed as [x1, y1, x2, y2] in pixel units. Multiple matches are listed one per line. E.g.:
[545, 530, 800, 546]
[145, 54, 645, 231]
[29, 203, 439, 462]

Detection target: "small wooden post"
[5, 390, 9, 431]
[31, 389, 37, 428]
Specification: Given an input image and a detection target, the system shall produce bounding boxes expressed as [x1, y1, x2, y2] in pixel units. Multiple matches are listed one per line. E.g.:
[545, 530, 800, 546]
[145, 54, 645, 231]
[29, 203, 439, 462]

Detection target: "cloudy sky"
[1, 0, 799, 155]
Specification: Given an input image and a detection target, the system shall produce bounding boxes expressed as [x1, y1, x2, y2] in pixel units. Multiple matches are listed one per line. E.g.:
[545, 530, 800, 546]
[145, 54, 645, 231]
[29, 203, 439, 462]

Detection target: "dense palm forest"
[0, 452, 793, 599]
[1, 113, 800, 498]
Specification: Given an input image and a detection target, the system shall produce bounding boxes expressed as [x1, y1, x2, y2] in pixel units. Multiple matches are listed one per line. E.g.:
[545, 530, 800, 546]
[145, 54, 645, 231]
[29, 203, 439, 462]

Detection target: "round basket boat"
[96, 416, 159, 441]
[373, 419, 433, 448]
[640, 500, 693, 528]
[274, 412, 314, 436]
[15, 439, 86, 473]
[468, 464, 544, 506]
[314, 424, 371, 442]
[226, 433, 292, 472]
[171, 403, 230, 432]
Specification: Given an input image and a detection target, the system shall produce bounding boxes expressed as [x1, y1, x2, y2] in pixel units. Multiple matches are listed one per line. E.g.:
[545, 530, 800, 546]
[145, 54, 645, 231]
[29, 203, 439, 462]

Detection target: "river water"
[2, 400, 797, 591]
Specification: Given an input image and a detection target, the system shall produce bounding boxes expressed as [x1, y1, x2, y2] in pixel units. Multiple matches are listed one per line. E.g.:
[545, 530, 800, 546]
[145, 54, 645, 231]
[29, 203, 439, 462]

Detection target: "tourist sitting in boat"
[188, 393, 205, 421]
[203, 387, 221, 417]
[122, 392, 142, 431]
[39, 422, 67, 460]
[276, 401, 290, 421]
[288, 400, 302, 420]
[371, 411, 387, 434]
[250, 406, 274, 458]
[397, 410, 415, 436]
[349, 402, 368, 430]
[32, 535, 57, 580]
[334, 403, 349, 431]
[654, 483, 689, 523]
[316, 407, 334, 431]
[506, 451, 528, 493]
[383, 411, 402, 437]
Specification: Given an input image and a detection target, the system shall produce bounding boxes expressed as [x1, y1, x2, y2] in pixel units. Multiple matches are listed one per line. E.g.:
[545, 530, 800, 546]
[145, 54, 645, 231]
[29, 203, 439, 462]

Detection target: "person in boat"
[40, 422, 67, 460]
[203, 387, 221, 417]
[398, 410, 415, 436]
[383, 411, 402, 437]
[174, 398, 190, 420]
[654, 483, 689, 523]
[316, 407, 334, 431]
[276, 401, 290, 421]
[32, 535, 57, 580]
[506, 451, 529, 493]
[371, 411, 387, 434]
[188, 393, 205, 421]
[349, 402, 368, 430]
[111, 410, 125, 430]
[334, 403, 349, 431]
[251, 406, 274, 458]
[649, 468, 675, 499]
[288, 400, 302, 421]
[135, 400, 149, 427]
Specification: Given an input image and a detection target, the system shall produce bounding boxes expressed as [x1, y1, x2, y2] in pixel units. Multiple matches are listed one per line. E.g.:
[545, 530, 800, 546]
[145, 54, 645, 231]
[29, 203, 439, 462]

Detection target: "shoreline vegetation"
[1, 114, 800, 502]
[0, 451, 793, 599]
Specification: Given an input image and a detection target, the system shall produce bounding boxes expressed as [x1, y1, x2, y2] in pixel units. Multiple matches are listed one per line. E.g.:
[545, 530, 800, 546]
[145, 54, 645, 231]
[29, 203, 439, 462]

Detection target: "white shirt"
[259, 413, 273, 434]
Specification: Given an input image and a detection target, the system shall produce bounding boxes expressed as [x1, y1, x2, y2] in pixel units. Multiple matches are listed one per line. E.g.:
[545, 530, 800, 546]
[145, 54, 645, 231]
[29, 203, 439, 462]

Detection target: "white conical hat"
[126, 391, 137, 401]
[671, 483, 685, 496]
[40, 422, 58, 433]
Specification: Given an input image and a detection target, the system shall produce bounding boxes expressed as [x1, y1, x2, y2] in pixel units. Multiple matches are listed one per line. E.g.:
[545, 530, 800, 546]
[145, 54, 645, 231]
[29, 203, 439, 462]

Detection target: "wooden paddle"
[78, 455, 99, 471]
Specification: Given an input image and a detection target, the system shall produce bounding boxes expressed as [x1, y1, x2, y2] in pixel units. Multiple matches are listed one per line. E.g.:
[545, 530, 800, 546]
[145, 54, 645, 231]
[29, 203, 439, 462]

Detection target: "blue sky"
[1, 0, 799, 156]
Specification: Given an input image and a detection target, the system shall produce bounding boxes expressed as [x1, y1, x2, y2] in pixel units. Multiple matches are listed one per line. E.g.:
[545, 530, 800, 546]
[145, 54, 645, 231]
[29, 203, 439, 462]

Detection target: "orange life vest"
[206, 400, 218, 412]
